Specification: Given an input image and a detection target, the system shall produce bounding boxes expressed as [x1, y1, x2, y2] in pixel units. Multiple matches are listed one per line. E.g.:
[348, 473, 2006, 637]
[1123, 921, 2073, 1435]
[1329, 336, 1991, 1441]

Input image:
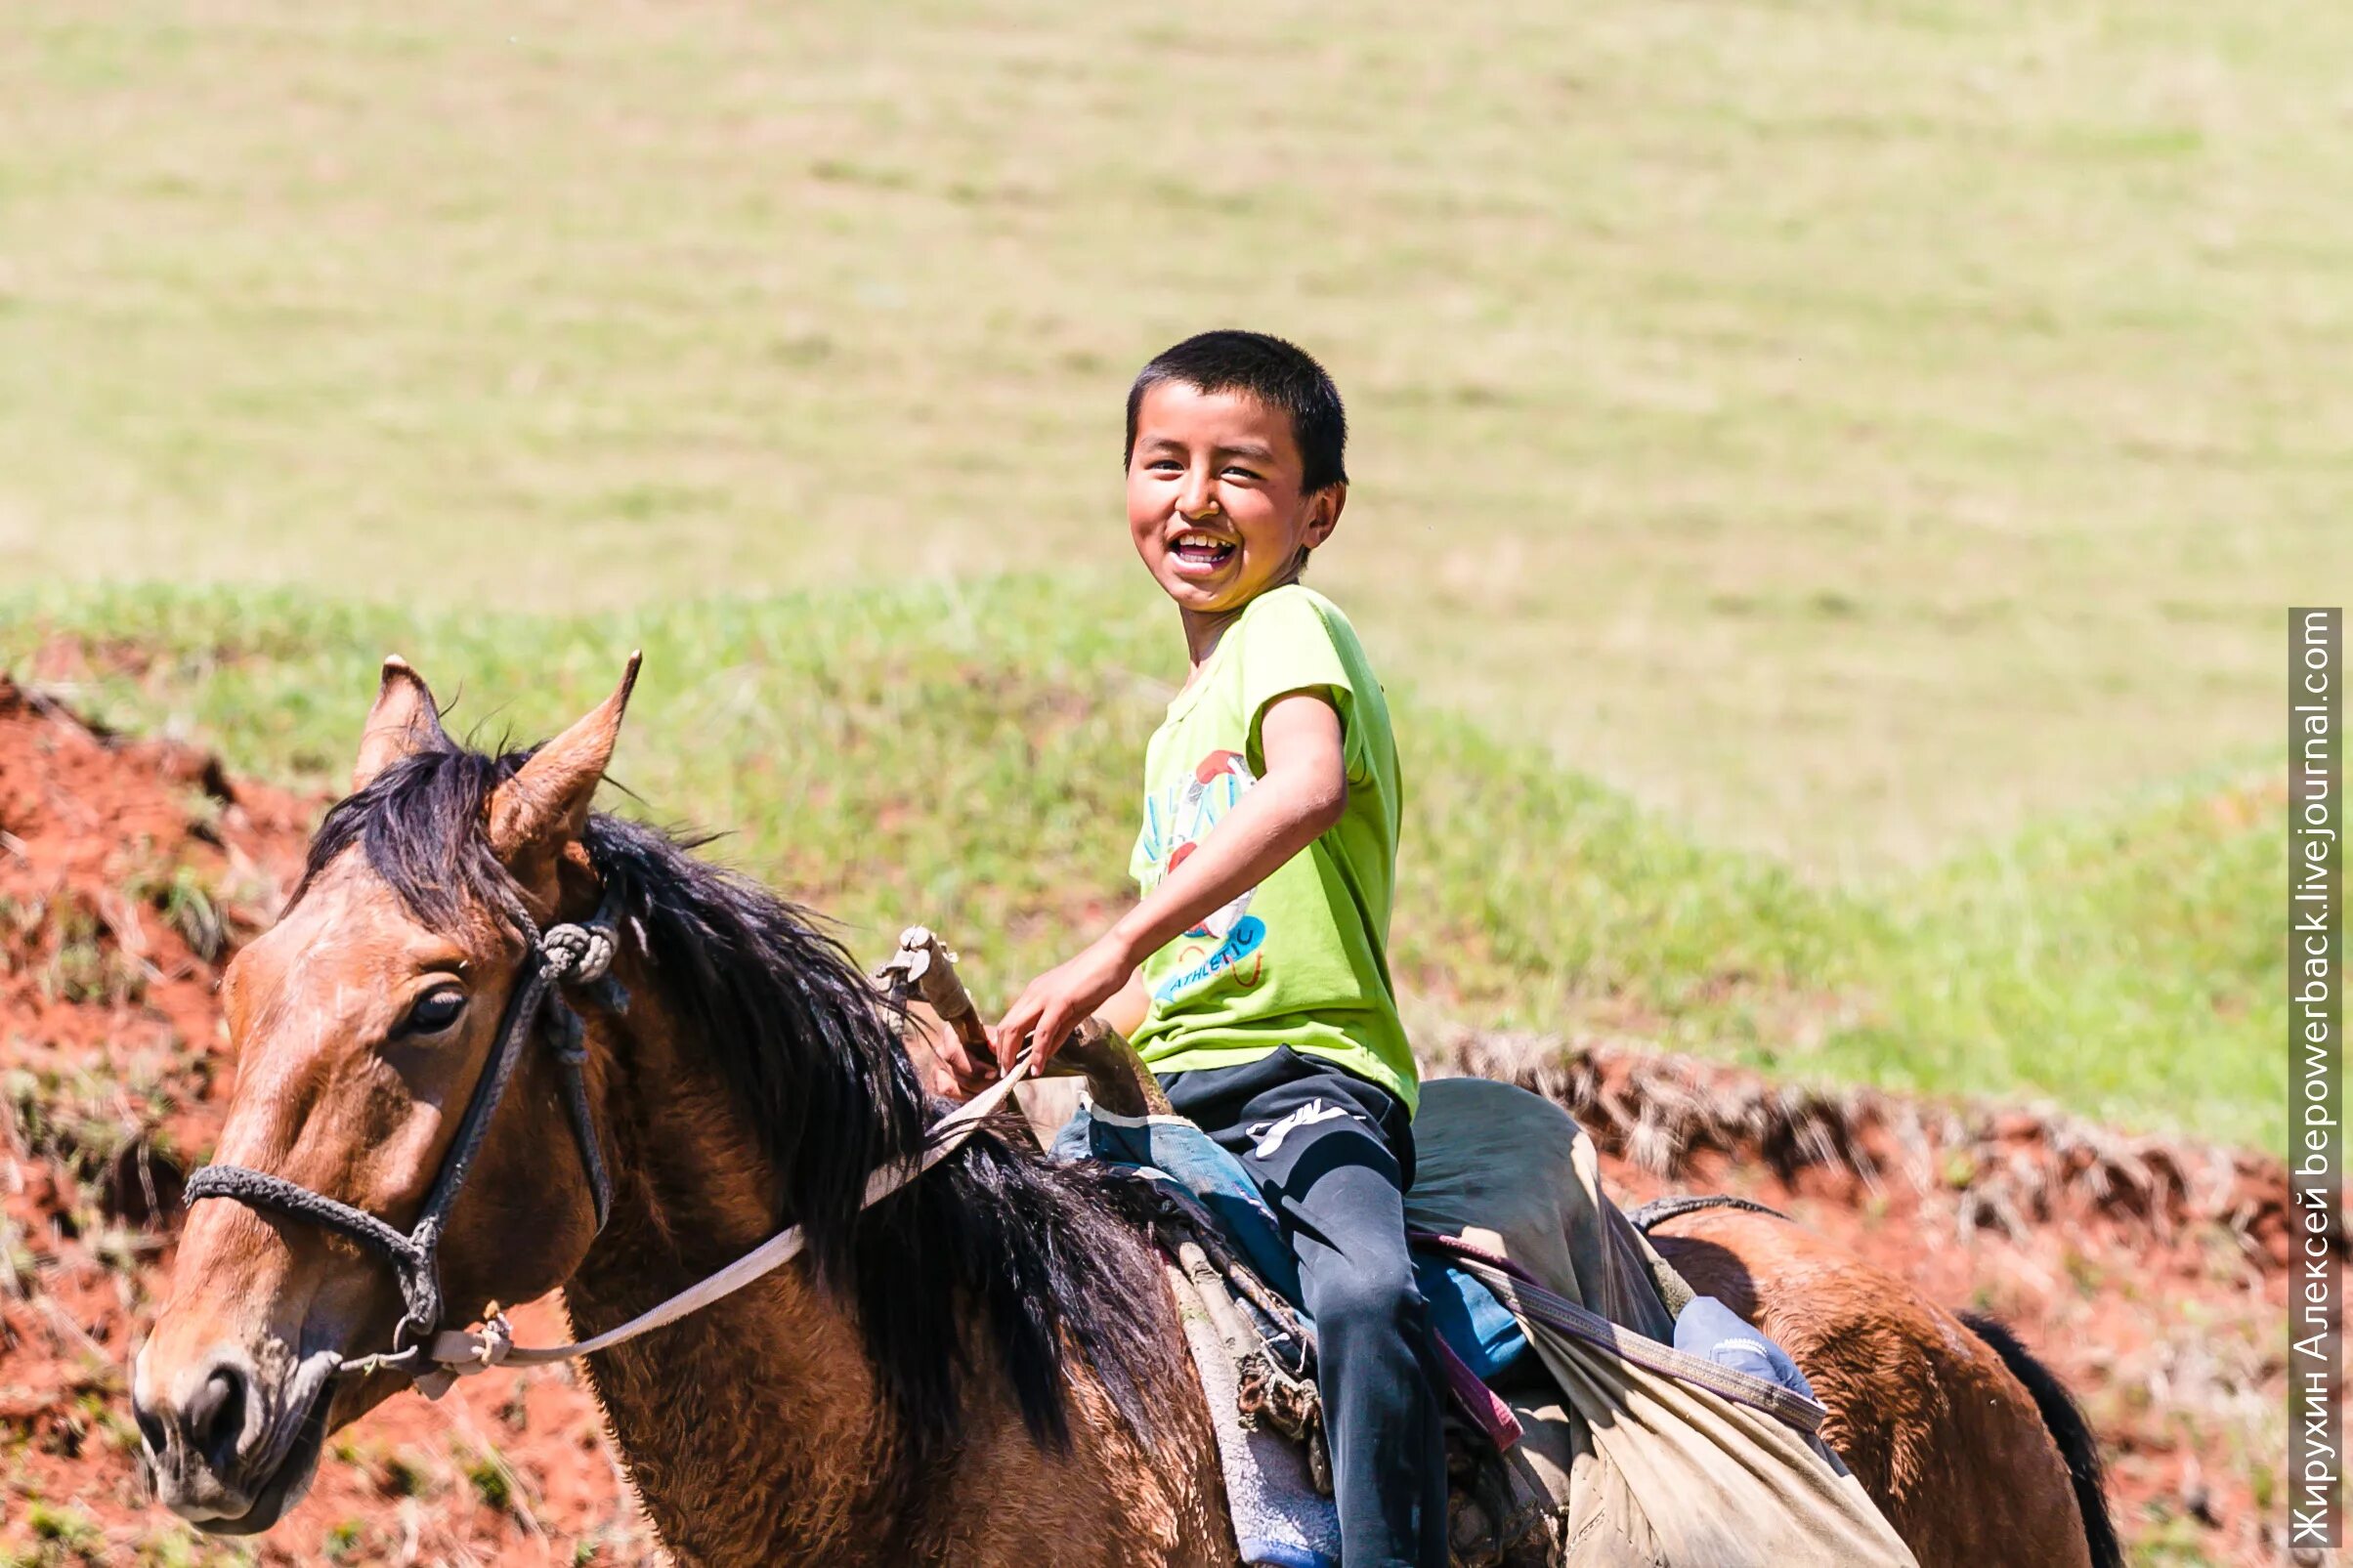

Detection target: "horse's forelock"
[294, 742, 530, 931]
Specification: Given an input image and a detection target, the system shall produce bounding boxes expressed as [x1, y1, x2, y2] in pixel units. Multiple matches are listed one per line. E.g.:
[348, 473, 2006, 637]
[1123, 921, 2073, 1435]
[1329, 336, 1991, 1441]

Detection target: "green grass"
[2, 0, 2345, 871]
[0, 0, 2323, 1150]
[2, 582, 2287, 1148]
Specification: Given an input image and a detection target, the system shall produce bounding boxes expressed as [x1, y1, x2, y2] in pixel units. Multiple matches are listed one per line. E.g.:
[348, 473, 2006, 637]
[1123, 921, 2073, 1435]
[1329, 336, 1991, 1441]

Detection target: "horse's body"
[1650, 1208, 2115, 1568]
[132, 658, 2115, 1567]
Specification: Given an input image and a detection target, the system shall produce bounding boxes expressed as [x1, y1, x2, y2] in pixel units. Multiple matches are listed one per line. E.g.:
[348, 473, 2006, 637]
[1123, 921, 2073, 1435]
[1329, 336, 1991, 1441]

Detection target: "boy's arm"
[1097, 965, 1151, 1039]
[991, 691, 1348, 1071]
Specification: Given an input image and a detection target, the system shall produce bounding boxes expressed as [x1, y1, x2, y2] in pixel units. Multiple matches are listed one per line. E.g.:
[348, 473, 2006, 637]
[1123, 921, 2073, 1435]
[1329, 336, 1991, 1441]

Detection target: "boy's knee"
[1305, 1253, 1422, 1339]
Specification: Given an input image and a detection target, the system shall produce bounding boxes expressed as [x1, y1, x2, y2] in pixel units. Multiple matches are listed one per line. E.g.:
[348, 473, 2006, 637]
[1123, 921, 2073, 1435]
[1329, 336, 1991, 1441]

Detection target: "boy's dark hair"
[1125, 330, 1348, 495]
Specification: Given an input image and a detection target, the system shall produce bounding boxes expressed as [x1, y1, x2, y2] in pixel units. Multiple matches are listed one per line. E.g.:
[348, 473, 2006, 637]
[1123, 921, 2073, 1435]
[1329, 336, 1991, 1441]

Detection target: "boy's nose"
[1177, 482, 1221, 520]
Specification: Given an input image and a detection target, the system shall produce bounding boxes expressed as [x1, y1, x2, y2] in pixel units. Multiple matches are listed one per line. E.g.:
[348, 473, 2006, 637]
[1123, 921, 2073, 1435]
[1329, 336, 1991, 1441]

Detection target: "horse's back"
[1419, 1077, 2098, 1568]
[1648, 1207, 2095, 1568]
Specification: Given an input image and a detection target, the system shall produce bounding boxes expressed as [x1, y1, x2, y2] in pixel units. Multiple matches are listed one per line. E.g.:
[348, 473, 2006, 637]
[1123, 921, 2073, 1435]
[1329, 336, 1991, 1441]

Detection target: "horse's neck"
[555, 979, 1227, 1568]
[559, 1004, 911, 1566]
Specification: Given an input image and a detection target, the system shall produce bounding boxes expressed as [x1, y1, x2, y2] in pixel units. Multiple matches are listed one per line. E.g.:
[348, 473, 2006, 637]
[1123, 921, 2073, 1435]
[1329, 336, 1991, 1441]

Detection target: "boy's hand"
[990, 934, 1133, 1074]
[901, 1006, 1003, 1101]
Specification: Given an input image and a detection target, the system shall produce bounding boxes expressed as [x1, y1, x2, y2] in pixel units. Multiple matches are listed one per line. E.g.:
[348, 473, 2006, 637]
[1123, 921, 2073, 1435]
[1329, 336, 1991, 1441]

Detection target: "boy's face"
[1127, 381, 1345, 618]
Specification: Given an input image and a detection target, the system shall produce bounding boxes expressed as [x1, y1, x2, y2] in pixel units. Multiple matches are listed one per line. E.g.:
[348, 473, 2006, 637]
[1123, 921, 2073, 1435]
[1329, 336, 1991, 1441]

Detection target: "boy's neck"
[1177, 572, 1305, 676]
[1178, 605, 1243, 675]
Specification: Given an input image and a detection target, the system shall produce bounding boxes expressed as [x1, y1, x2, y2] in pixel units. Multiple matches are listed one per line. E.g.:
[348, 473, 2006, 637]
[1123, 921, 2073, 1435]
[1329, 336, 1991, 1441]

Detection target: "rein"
[409, 1051, 1033, 1394]
[183, 900, 1033, 1396]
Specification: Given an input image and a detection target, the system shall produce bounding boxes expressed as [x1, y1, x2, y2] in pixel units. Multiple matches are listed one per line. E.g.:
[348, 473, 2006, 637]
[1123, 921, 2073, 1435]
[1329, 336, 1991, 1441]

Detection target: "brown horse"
[134, 658, 2117, 1567]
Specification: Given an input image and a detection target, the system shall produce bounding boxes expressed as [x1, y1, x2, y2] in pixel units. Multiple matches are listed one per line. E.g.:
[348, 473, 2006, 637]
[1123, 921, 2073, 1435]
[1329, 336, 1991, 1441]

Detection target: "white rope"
[413, 1056, 1037, 1389]
[538, 919, 616, 984]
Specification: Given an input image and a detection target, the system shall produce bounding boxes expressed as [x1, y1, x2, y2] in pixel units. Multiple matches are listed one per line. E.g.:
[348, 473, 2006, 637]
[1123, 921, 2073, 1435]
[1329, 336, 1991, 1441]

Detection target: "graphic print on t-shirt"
[1139, 749, 1269, 1004]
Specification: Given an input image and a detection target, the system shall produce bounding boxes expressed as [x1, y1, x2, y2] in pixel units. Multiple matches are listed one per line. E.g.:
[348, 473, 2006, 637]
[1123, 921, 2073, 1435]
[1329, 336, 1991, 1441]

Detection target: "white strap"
[418, 1057, 1036, 1384]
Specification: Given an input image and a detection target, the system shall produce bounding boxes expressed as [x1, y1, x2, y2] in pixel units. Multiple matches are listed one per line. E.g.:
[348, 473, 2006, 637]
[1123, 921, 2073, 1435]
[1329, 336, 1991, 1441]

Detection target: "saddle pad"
[1161, 1250, 1344, 1568]
[1054, 1100, 1532, 1383]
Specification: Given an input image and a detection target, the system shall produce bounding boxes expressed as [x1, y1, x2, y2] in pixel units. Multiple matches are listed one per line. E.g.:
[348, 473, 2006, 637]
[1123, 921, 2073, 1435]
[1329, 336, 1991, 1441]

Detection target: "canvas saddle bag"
[1402, 1076, 1916, 1567]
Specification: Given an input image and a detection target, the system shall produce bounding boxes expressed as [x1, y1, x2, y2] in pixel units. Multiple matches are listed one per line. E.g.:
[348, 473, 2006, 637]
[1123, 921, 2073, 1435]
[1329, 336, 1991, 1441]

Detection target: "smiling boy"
[991, 331, 1445, 1567]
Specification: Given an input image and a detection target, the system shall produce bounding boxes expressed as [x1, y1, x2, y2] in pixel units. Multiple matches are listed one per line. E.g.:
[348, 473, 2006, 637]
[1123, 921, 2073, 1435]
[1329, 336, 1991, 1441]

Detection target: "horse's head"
[133, 655, 638, 1533]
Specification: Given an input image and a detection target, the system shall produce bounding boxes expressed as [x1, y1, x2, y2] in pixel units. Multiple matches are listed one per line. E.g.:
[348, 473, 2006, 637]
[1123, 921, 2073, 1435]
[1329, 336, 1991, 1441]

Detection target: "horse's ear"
[352, 656, 449, 792]
[487, 652, 642, 863]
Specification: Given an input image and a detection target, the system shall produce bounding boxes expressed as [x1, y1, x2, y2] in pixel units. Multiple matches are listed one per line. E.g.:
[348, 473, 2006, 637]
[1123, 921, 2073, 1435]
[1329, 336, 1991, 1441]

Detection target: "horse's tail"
[1960, 1312, 2122, 1568]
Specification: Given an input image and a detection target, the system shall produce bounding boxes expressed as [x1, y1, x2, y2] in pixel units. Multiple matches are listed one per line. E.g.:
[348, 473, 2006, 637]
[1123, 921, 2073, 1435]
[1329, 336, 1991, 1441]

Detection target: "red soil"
[0, 670, 2300, 1565]
[0, 674, 652, 1566]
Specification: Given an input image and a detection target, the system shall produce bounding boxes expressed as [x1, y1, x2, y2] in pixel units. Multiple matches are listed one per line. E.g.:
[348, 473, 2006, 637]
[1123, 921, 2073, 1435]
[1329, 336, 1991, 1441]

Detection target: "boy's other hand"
[990, 934, 1134, 1074]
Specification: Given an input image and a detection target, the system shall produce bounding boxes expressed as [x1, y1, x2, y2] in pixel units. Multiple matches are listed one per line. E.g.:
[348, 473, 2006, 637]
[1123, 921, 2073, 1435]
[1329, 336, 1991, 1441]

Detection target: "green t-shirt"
[1127, 584, 1418, 1113]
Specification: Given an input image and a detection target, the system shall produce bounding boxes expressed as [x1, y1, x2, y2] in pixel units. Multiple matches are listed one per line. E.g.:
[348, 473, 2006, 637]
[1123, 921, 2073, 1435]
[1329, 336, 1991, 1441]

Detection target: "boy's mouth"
[1169, 530, 1237, 576]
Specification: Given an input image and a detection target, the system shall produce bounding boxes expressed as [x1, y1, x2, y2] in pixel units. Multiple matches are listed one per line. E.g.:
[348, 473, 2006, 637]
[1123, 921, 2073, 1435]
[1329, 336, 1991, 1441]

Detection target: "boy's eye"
[1222, 466, 1261, 481]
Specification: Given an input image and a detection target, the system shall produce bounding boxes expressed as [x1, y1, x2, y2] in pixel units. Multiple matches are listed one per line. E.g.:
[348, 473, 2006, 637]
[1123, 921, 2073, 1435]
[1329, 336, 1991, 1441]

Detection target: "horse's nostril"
[132, 1396, 168, 1459]
[185, 1365, 248, 1473]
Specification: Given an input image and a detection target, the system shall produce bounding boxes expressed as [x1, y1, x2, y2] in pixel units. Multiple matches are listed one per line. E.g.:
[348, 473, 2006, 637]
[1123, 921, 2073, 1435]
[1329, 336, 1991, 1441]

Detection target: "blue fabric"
[1413, 1252, 1529, 1384]
[1060, 1103, 1530, 1384]
[1068, 1105, 1305, 1301]
[1674, 1294, 1818, 1402]
[1236, 1542, 1331, 1568]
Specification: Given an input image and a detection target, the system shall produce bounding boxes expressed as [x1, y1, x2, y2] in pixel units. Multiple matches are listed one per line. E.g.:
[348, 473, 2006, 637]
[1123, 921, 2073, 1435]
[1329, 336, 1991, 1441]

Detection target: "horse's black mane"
[299, 742, 1176, 1465]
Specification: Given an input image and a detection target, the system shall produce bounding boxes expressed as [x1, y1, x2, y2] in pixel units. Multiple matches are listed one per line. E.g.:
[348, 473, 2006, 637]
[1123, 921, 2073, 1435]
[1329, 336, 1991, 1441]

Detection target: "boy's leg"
[1162, 1049, 1450, 1568]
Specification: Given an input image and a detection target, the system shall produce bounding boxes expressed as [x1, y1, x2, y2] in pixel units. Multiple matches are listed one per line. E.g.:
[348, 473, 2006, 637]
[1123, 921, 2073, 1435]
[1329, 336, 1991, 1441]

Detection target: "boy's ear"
[1305, 482, 1347, 549]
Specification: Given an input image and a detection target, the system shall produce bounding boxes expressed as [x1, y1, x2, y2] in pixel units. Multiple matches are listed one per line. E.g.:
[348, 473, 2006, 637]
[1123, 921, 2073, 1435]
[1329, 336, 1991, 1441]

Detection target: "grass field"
[1, 0, 2336, 1148]
[2, 583, 2286, 1147]
[4, 0, 2345, 875]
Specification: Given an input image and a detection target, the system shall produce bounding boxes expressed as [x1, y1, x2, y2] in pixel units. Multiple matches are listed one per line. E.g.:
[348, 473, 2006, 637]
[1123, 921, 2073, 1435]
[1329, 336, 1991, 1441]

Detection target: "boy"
[991, 330, 1447, 1567]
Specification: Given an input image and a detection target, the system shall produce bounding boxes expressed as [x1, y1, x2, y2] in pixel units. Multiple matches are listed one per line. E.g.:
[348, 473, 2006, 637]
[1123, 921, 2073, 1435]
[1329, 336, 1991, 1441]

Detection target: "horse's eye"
[406, 987, 467, 1036]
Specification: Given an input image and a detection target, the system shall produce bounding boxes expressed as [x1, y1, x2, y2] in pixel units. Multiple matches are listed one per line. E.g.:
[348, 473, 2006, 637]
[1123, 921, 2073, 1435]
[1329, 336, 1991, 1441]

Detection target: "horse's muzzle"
[133, 1340, 340, 1534]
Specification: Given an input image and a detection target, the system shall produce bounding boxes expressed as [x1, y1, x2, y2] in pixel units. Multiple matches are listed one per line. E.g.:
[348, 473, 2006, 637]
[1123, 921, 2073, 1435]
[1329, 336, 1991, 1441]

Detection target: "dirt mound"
[1440, 1027, 2299, 1267]
[0, 672, 2295, 1565]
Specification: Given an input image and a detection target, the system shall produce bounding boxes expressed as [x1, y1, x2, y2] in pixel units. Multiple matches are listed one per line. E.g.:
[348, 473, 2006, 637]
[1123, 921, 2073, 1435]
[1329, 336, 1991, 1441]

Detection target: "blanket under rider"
[1055, 1075, 1919, 1568]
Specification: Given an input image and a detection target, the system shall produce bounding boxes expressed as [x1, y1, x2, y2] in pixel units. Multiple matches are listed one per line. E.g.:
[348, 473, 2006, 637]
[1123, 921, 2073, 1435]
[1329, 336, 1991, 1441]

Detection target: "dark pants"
[1160, 1047, 1449, 1568]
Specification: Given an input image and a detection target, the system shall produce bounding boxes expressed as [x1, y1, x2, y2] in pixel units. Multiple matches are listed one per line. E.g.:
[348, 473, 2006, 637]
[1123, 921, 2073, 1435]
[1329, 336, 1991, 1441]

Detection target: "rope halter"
[182, 900, 624, 1378]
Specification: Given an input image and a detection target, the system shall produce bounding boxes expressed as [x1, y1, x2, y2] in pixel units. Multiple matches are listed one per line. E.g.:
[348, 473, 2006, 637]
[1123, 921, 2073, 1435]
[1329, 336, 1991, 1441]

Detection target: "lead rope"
[385, 1052, 1040, 1396]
